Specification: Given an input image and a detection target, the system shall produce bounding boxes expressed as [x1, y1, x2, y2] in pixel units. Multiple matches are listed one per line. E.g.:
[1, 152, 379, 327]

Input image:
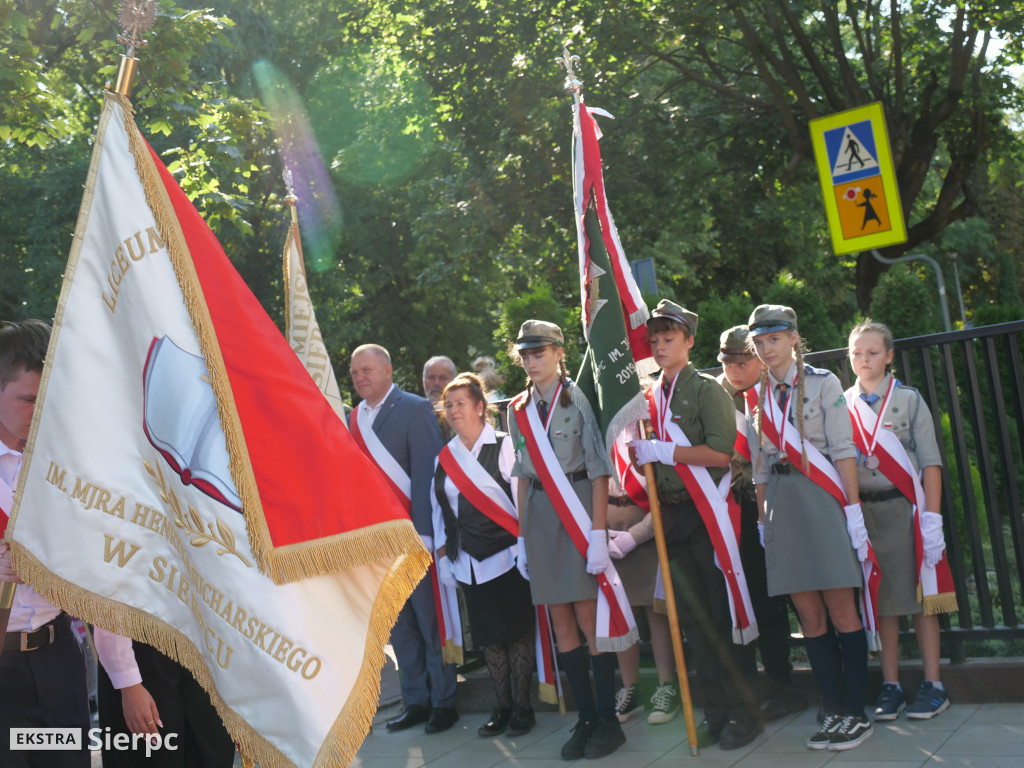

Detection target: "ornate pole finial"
[558, 46, 583, 96]
[113, 0, 157, 98]
[282, 168, 299, 224]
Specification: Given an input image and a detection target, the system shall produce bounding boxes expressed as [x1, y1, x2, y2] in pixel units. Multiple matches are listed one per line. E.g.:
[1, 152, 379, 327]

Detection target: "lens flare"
[252, 59, 342, 273]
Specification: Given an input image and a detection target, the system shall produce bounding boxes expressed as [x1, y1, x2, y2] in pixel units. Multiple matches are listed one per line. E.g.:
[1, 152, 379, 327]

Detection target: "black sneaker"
[806, 712, 842, 750]
[615, 684, 642, 722]
[582, 717, 626, 759]
[827, 714, 873, 751]
[561, 719, 591, 761]
[873, 683, 906, 721]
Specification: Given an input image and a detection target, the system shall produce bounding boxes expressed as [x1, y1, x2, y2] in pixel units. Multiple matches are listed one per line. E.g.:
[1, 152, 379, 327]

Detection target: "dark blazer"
[349, 385, 443, 536]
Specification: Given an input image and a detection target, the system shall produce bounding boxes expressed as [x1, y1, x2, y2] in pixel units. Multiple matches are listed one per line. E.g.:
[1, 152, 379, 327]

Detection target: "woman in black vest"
[430, 373, 536, 737]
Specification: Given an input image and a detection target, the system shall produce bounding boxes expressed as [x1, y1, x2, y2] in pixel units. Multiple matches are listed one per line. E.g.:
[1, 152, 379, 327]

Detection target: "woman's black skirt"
[460, 567, 535, 647]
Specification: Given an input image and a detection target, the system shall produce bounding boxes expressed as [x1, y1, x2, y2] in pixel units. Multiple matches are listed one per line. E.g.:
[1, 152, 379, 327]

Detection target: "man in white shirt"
[0, 319, 91, 767]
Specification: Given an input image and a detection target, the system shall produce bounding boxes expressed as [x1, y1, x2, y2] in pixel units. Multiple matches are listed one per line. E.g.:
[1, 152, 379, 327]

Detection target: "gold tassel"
[923, 592, 959, 616]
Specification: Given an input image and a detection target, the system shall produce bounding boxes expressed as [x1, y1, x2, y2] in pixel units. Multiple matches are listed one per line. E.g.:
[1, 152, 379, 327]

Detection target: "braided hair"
[509, 343, 572, 410]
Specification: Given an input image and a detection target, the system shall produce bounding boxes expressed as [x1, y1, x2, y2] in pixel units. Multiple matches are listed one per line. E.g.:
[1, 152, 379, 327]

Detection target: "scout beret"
[649, 299, 698, 336]
[515, 319, 564, 350]
[748, 304, 798, 335]
[718, 325, 755, 363]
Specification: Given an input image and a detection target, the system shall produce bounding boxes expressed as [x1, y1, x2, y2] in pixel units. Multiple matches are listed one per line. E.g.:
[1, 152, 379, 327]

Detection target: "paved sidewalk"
[356, 703, 1024, 768]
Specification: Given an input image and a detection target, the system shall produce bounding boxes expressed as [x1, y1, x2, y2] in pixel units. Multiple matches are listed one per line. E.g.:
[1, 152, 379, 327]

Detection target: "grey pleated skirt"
[520, 476, 599, 605]
[764, 473, 861, 596]
[863, 494, 922, 616]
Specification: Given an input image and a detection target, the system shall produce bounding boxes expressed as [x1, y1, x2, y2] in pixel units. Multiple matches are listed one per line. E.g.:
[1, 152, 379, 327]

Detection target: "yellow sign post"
[810, 102, 906, 255]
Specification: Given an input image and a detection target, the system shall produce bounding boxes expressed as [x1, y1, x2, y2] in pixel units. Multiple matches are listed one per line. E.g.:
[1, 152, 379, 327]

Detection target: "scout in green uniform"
[507, 320, 625, 761]
[846, 321, 950, 721]
[630, 300, 762, 751]
[746, 304, 871, 752]
[717, 324, 807, 721]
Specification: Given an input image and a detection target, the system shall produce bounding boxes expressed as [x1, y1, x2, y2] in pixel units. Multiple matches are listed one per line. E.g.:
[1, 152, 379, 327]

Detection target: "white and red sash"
[350, 405, 462, 661]
[0, 474, 12, 534]
[438, 440, 519, 536]
[511, 390, 638, 652]
[349, 404, 412, 512]
[846, 392, 958, 616]
[437, 437, 561, 678]
[645, 379, 757, 644]
[745, 382, 882, 649]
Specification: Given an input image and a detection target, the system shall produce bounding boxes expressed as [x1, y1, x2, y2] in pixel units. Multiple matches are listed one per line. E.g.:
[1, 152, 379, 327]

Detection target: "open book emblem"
[143, 336, 242, 511]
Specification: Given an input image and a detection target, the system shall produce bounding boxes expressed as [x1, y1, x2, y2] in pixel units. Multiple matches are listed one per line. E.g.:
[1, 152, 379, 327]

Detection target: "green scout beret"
[515, 319, 564, 350]
[649, 299, 698, 336]
[748, 304, 797, 336]
[718, 325, 755, 364]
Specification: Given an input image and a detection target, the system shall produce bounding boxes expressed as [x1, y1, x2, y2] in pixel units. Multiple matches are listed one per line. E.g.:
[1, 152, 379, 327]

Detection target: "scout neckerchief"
[438, 434, 563, 681]
[744, 371, 883, 650]
[645, 371, 758, 644]
[350, 401, 463, 662]
[849, 376, 896, 471]
[511, 387, 638, 652]
[845, 385, 958, 616]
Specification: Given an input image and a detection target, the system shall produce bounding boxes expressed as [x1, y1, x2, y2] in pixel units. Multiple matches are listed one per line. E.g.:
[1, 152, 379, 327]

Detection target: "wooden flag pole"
[641, 422, 700, 756]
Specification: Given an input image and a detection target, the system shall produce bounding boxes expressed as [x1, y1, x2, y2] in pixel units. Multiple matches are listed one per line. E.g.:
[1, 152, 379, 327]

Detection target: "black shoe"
[761, 683, 808, 721]
[506, 707, 536, 736]
[478, 707, 512, 737]
[695, 718, 723, 748]
[385, 704, 430, 731]
[719, 711, 764, 750]
[425, 707, 459, 734]
[561, 719, 591, 761]
[583, 717, 626, 759]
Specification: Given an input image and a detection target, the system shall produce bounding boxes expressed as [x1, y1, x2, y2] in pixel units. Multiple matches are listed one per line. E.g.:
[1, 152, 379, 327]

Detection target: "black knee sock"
[559, 646, 596, 722]
[837, 629, 868, 716]
[590, 652, 618, 721]
[803, 631, 843, 714]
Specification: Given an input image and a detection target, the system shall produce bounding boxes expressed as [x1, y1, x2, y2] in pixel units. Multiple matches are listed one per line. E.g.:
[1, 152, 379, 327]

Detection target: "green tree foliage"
[2, 0, 1022, 398]
[868, 263, 941, 339]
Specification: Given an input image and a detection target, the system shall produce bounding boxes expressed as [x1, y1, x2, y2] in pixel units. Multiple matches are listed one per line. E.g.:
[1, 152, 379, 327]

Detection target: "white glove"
[436, 556, 457, 588]
[757, 523, 765, 548]
[607, 529, 637, 560]
[419, 534, 433, 552]
[586, 530, 610, 575]
[628, 439, 676, 466]
[516, 537, 529, 581]
[921, 511, 946, 568]
[843, 503, 869, 562]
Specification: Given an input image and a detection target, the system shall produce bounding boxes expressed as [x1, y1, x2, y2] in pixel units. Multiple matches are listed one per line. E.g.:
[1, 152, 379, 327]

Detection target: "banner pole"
[642, 421, 699, 756]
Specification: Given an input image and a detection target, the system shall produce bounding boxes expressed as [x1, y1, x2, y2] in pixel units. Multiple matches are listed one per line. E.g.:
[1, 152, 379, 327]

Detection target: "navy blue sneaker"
[873, 683, 906, 721]
[906, 682, 950, 719]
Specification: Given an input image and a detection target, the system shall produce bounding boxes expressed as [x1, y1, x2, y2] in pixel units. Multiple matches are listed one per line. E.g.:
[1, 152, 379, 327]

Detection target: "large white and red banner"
[6, 92, 429, 768]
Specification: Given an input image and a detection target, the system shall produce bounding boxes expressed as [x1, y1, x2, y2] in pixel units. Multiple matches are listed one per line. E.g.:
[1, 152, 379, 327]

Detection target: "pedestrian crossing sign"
[810, 102, 906, 255]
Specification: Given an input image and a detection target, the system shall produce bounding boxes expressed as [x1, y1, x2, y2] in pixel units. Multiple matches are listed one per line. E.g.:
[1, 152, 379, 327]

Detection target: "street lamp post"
[871, 249, 952, 332]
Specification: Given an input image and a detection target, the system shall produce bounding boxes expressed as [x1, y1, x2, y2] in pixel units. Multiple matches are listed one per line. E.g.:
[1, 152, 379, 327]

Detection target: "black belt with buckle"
[531, 469, 588, 490]
[608, 495, 634, 507]
[861, 487, 904, 504]
[3, 616, 61, 652]
[770, 462, 794, 475]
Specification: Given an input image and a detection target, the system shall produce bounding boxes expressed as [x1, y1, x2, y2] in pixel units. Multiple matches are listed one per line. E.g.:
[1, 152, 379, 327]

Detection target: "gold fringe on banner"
[441, 638, 464, 666]
[923, 590, 959, 616]
[537, 681, 560, 706]
[9, 538, 429, 768]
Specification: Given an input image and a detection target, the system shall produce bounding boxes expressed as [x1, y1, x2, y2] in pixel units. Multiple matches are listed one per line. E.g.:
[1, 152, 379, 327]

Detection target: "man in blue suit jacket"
[348, 344, 458, 733]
